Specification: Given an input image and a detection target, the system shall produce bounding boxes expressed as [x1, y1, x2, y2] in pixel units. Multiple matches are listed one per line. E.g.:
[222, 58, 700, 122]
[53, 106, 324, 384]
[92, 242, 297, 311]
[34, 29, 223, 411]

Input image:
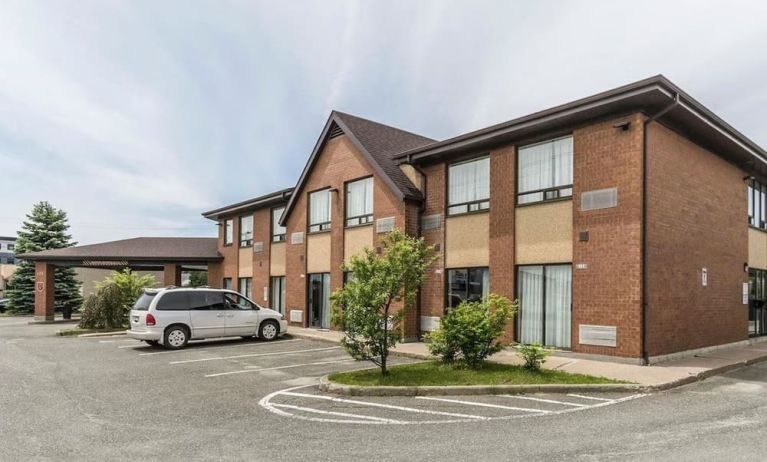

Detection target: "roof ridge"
[333, 110, 437, 144]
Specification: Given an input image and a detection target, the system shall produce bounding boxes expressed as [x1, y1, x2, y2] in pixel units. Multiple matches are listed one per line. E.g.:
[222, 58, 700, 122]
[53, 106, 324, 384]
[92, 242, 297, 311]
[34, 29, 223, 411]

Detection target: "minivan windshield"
[132, 293, 157, 311]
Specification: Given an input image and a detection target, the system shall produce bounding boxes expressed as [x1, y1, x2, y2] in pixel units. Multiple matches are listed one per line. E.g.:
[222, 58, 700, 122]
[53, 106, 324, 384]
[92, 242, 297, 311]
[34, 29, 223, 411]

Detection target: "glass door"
[517, 264, 572, 348]
[749, 268, 767, 336]
[308, 273, 331, 328]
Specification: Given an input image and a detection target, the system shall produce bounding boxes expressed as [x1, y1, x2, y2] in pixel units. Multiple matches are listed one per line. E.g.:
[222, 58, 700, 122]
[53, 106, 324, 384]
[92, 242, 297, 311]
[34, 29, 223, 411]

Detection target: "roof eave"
[202, 188, 293, 221]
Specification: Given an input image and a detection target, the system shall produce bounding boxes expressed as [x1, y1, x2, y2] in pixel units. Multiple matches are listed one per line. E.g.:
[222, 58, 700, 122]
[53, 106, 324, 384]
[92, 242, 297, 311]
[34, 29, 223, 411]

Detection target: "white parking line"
[499, 395, 586, 407]
[99, 339, 138, 344]
[417, 396, 549, 414]
[278, 392, 488, 420]
[204, 358, 356, 377]
[169, 346, 341, 365]
[138, 338, 302, 356]
[118, 343, 145, 348]
[270, 403, 404, 424]
[566, 393, 614, 402]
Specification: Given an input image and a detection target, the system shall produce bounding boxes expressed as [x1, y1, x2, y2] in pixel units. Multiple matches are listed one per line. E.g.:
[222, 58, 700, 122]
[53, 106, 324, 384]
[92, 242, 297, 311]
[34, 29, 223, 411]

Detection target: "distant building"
[0, 236, 16, 265]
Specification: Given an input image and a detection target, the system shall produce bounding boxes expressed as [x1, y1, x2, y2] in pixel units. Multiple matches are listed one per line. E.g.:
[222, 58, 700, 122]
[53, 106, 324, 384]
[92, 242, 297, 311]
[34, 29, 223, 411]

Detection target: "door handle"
[216, 313, 224, 317]
[226, 314, 234, 318]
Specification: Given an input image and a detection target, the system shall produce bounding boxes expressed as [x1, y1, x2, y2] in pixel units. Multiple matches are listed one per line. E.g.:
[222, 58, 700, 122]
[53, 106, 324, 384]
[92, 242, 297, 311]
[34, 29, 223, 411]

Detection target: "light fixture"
[613, 120, 631, 131]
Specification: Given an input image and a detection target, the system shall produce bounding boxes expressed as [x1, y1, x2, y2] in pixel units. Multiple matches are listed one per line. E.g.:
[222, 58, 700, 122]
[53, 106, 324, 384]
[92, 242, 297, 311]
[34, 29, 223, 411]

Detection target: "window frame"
[748, 179, 767, 231]
[444, 266, 490, 312]
[344, 176, 375, 227]
[222, 278, 232, 290]
[239, 214, 254, 247]
[270, 276, 286, 314]
[308, 188, 332, 233]
[516, 135, 574, 206]
[223, 219, 234, 246]
[271, 206, 287, 242]
[238, 277, 252, 300]
[514, 263, 573, 346]
[446, 156, 491, 217]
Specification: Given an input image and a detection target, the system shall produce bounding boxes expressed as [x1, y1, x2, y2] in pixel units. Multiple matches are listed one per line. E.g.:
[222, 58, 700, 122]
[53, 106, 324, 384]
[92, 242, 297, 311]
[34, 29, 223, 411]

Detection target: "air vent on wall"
[291, 232, 304, 244]
[376, 217, 395, 233]
[328, 123, 344, 139]
[581, 187, 618, 211]
[579, 324, 617, 347]
[421, 214, 442, 231]
[253, 242, 264, 253]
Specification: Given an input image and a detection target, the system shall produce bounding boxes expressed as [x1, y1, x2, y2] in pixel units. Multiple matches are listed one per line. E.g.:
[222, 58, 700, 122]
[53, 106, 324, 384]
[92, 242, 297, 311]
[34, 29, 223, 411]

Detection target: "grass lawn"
[328, 361, 628, 386]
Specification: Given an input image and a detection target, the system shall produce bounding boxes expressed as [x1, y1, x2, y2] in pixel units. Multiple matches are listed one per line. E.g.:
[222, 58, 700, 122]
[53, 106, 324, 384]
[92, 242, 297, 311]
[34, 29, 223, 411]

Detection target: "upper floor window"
[7, 244, 13, 251]
[448, 157, 490, 215]
[239, 215, 253, 247]
[223, 219, 234, 245]
[346, 177, 374, 227]
[309, 189, 331, 232]
[749, 179, 767, 230]
[518, 136, 573, 204]
[272, 207, 286, 242]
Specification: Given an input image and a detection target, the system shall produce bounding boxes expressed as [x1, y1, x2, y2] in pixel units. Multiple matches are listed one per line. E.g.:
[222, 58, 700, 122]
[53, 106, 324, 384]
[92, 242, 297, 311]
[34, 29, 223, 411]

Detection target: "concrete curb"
[76, 331, 128, 338]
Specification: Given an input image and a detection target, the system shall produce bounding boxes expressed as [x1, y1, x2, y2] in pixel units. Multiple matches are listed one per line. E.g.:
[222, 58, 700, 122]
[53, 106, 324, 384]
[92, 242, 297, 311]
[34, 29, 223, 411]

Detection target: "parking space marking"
[204, 358, 356, 377]
[278, 391, 488, 420]
[416, 396, 549, 414]
[138, 338, 302, 356]
[99, 339, 137, 344]
[169, 346, 341, 365]
[500, 395, 587, 407]
[270, 404, 404, 424]
[118, 343, 145, 348]
[567, 393, 613, 402]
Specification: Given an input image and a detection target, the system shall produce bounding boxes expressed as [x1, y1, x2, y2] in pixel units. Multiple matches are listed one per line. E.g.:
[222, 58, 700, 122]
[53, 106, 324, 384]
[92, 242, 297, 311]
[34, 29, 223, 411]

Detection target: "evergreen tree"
[6, 202, 82, 315]
[188, 271, 207, 287]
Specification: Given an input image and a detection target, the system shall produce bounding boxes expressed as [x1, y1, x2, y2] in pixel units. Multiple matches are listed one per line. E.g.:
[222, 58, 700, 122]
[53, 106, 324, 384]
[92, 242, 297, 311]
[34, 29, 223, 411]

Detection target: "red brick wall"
[419, 163, 446, 320]
[572, 113, 644, 358]
[218, 216, 239, 286]
[489, 145, 516, 342]
[252, 208, 271, 305]
[645, 121, 748, 356]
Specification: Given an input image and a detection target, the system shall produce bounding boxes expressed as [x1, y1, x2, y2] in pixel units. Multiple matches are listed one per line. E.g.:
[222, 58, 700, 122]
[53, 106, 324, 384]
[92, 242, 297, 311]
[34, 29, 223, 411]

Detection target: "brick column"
[163, 264, 182, 286]
[34, 261, 55, 322]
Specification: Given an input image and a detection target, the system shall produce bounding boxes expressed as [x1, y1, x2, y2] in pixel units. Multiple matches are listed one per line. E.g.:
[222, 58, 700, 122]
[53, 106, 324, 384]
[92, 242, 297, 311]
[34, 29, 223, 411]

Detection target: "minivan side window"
[189, 291, 225, 310]
[132, 293, 156, 311]
[225, 293, 256, 310]
[156, 292, 190, 310]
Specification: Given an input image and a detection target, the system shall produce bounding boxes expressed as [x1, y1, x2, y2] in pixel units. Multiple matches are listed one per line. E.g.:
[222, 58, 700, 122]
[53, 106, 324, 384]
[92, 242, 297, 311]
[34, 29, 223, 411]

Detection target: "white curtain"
[544, 265, 572, 348]
[240, 215, 253, 241]
[272, 207, 286, 236]
[448, 157, 489, 205]
[321, 274, 331, 328]
[519, 266, 543, 344]
[481, 268, 490, 300]
[309, 190, 331, 225]
[347, 177, 373, 217]
[552, 137, 573, 187]
[518, 137, 573, 193]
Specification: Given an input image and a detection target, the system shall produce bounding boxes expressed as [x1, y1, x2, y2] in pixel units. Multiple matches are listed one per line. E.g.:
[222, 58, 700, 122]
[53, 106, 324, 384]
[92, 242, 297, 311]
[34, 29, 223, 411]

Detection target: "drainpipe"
[641, 93, 680, 365]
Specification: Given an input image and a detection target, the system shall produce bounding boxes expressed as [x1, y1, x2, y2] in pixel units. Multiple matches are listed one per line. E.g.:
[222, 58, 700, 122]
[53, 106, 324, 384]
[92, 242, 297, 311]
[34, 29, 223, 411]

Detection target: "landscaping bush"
[515, 342, 552, 371]
[427, 294, 517, 369]
[79, 282, 126, 329]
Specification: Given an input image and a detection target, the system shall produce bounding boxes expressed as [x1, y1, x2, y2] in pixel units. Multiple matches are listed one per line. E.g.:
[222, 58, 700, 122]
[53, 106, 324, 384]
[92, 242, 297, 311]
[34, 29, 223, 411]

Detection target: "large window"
[270, 276, 286, 314]
[309, 189, 331, 232]
[223, 219, 234, 245]
[518, 136, 573, 204]
[346, 177, 374, 226]
[448, 157, 490, 215]
[446, 267, 489, 309]
[272, 207, 286, 242]
[308, 273, 331, 328]
[222, 278, 232, 290]
[517, 265, 572, 348]
[239, 215, 253, 247]
[748, 179, 767, 230]
[749, 268, 767, 336]
[238, 277, 252, 300]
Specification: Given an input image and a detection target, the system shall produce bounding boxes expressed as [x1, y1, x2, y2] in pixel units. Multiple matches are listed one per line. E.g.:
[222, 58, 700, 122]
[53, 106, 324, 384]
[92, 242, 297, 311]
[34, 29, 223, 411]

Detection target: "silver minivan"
[127, 287, 288, 349]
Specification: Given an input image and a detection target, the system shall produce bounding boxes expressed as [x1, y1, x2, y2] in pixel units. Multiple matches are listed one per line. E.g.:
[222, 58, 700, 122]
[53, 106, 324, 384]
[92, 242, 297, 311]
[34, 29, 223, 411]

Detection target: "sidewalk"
[288, 326, 767, 389]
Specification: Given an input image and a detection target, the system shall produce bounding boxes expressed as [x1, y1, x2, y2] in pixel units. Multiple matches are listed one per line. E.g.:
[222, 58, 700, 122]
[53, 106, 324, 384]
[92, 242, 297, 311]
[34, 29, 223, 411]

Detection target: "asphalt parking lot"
[3, 317, 767, 461]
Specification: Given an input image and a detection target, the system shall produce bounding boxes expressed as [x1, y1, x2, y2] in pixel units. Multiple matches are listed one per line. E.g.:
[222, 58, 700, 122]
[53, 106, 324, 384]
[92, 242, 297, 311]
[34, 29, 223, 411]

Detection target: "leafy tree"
[6, 202, 82, 316]
[427, 294, 517, 369]
[97, 269, 156, 311]
[188, 271, 207, 287]
[331, 229, 436, 375]
[80, 270, 156, 329]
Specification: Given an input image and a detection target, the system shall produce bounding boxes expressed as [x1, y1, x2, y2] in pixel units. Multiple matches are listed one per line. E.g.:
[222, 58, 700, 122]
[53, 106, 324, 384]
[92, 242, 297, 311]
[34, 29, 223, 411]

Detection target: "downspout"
[641, 93, 680, 365]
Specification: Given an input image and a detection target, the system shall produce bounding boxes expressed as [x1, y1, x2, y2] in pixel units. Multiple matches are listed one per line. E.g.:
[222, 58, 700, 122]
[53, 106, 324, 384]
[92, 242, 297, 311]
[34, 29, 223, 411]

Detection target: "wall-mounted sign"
[263, 286, 268, 302]
[36, 281, 44, 293]
[743, 282, 749, 305]
[576, 263, 588, 270]
[702, 268, 708, 287]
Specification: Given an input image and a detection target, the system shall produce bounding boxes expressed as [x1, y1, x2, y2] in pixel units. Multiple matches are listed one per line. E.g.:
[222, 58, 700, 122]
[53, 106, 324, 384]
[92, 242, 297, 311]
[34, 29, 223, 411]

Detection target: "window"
[517, 264, 572, 348]
[239, 215, 253, 247]
[748, 179, 767, 230]
[132, 293, 157, 311]
[309, 189, 332, 232]
[222, 278, 232, 290]
[189, 291, 225, 310]
[270, 276, 286, 314]
[156, 292, 190, 311]
[223, 219, 234, 245]
[346, 177, 374, 226]
[446, 267, 489, 309]
[343, 271, 354, 286]
[748, 268, 767, 336]
[448, 157, 490, 215]
[7, 244, 13, 251]
[7, 257, 14, 265]
[225, 293, 256, 310]
[238, 277, 252, 299]
[518, 136, 573, 204]
[308, 273, 331, 328]
[272, 207, 287, 242]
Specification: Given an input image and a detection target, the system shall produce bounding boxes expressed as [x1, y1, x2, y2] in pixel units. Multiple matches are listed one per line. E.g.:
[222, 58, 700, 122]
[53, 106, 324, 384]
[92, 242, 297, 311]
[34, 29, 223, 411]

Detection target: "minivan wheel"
[259, 321, 279, 341]
[164, 326, 189, 350]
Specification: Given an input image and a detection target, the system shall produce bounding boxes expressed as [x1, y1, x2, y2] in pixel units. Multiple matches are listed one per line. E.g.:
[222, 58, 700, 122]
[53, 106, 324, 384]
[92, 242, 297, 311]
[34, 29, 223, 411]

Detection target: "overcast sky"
[1, 0, 766, 244]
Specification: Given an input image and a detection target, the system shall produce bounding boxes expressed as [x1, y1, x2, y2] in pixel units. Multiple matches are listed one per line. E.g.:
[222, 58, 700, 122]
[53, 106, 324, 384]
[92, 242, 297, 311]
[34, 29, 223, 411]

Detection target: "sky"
[1, 0, 766, 244]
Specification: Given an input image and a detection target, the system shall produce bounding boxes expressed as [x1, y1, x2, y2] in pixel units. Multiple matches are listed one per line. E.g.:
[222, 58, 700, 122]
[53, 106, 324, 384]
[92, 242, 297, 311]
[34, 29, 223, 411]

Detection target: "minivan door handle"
[225, 314, 234, 318]
[216, 313, 224, 318]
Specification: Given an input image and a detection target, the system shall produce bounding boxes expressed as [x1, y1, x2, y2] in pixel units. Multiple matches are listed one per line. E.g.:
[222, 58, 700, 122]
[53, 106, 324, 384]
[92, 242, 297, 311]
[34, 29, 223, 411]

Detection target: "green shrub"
[97, 269, 156, 312]
[426, 294, 517, 369]
[79, 282, 126, 329]
[515, 342, 552, 371]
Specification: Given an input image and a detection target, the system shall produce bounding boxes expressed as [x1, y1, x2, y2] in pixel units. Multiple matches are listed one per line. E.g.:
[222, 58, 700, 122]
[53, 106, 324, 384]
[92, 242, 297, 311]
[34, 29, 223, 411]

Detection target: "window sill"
[749, 225, 767, 234]
[446, 208, 490, 218]
[515, 196, 573, 208]
[223, 243, 234, 247]
[307, 229, 332, 235]
[345, 222, 374, 230]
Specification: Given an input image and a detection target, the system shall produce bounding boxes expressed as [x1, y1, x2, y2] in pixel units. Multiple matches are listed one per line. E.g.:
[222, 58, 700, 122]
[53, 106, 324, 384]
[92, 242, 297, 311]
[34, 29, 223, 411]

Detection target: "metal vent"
[581, 187, 618, 211]
[289, 309, 303, 323]
[376, 217, 395, 233]
[579, 324, 617, 347]
[328, 123, 344, 139]
[421, 214, 442, 231]
[291, 232, 304, 245]
[253, 241, 264, 253]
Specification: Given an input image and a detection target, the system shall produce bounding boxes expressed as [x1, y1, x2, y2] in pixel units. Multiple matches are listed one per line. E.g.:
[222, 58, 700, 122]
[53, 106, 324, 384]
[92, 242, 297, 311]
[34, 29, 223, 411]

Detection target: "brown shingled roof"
[17, 237, 221, 262]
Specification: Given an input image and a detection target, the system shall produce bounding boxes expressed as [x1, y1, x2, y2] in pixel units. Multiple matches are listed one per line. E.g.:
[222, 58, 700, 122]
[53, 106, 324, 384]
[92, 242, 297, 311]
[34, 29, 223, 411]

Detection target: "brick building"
[203, 75, 767, 364]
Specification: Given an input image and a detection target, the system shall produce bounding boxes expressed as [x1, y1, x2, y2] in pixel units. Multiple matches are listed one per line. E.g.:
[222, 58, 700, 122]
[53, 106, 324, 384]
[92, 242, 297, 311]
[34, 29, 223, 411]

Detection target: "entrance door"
[308, 273, 330, 328]
[749, 268, 767, 336]
[188, 291, 227, 339]
[224, 293, 260, 337]
[517, 264, 572, 348]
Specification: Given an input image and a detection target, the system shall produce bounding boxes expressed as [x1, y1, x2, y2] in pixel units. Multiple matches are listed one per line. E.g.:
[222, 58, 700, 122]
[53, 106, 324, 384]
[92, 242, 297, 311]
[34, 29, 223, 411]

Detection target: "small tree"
[331, 229, 436, 375]
[6, 202, 82, 316]
[188, 271, 207, 287]
[80, 269, 155, 329]
[97, 269, 156, 311]
[427, 294, 517, 369]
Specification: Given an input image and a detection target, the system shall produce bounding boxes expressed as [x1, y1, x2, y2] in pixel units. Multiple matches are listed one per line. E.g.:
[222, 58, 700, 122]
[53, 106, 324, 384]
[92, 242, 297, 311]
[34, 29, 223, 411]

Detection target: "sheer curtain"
[347, 178, 373, 217]
[519, 266, 543, 344]
[321, 274, 331, 328]
[310, 190, 331, 225]
[448, 157, 489, 205]
[544, 265, 572, 348]
[552, 138, 573, 188]
[518, 143, 552, 193]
